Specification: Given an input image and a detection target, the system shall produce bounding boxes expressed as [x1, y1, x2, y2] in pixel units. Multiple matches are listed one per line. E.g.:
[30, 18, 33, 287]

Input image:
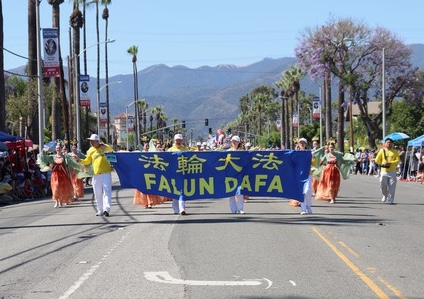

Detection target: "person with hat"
[298, 138, 313, 215]
[80, 134, 114, 216]
[375, 138, 400, 204]
[228, 135, 245, 214]
[168, 133, 189, 215]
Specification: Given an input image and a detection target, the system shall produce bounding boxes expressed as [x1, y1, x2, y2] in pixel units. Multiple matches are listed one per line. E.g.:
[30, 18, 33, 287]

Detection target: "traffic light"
[209, 127, 212, 134]
[182, 120, 186, 128]
[205, 118, 209, 126]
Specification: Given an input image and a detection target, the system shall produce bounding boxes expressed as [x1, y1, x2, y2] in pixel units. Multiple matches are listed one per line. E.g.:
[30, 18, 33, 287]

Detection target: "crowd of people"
[2, 130, 423, 216]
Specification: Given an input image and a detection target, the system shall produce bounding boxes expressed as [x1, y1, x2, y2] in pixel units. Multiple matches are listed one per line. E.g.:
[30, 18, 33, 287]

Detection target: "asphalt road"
[1, 171, 423, 299]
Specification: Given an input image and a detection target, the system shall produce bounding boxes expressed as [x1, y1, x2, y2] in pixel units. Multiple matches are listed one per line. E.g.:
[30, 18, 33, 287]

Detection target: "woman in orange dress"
[315, 143, 343, 204]
[133, 189, 169, 208]
[39, 143, 82, 208]
[68, 144, 86, 200]
[133, 142, 170, 208]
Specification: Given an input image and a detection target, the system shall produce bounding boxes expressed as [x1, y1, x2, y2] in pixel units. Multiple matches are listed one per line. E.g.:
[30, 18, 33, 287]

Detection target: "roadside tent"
[407, 135, 424, 147]
[0, 141, 8, 151]
[0, 131, 22, 142]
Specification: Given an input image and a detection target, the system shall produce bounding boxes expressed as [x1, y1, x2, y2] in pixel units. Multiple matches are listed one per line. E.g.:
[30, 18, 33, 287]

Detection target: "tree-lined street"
[1, 172, 423, 299]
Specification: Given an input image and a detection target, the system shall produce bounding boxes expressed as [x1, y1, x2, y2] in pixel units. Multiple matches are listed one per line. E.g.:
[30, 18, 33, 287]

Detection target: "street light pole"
[382, 48, 386, 139]
[96, 80, 121, 137]
[75, 39, 115, 149]
[36, 0, 44, 150]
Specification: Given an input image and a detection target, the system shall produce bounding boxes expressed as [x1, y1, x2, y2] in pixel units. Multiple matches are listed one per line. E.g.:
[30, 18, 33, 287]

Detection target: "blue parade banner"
[107, 150, 311, 201]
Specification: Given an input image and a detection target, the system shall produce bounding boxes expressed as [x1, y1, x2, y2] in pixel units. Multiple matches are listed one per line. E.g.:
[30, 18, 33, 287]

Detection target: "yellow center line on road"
[312, 226, 391, 299]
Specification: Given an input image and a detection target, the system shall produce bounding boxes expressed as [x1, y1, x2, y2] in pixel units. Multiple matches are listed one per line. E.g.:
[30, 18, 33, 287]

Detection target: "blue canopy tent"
[401, 135, 424, 180]
[407, 135, 424, 147]
[0, 131, 22, 142]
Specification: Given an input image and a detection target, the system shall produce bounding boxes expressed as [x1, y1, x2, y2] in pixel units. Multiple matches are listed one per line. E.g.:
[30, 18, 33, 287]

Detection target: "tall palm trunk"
[27, 0, 38, 141]
[324, 70, 332, 142]
[0, 0, 6, 131]
[49, 0, 63, 141]
[102, 3, 111, 143]
[70, 5, 83, 143]
[337, 81, 345, 152]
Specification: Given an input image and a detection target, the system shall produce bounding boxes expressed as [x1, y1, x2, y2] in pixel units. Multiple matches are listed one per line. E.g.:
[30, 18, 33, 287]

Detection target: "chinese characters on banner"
[107, 150, 311, 201]
[42, 28, 60, 77]
[312, 96, 320, 119]
[79, 75, 90, 107]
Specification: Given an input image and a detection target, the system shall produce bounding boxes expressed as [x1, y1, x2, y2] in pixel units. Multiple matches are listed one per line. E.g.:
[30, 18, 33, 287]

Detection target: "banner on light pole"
[100, 102, 108, 124]
[42, 28, 60, 77]
[312, 96, 320, 119]
[79, 75, 90, 107]
[292, 112, 299, 128]
[128, 116, 135, 132]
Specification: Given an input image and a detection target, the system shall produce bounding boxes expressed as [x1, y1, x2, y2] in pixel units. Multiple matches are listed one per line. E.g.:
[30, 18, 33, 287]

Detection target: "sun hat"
[87, 134, 100, 141]
[231, 135, 240, 142]
[174, 134, 183, 140]
[298, 138, 308, 144]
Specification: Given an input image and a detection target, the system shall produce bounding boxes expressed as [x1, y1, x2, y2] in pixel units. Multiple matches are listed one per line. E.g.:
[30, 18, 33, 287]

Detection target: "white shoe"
[382, 196, 387, 202]
[239, 210, 245, 214]
[54, 202, 58, 208]
[330, 200, 335, 204]
[300, 211, 307, 215]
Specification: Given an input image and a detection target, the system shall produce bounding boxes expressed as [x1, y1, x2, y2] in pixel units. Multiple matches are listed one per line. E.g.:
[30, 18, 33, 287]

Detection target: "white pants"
[300, 175, 313, 213]
[229, 194, 244, 213]
[92, 172, 112, 213]
[380, 171, 397, 203]
[172, 199, 186, 214]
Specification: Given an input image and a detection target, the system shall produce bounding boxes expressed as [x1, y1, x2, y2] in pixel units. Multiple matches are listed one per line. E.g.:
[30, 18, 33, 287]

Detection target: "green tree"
[127, 45, 139, 145]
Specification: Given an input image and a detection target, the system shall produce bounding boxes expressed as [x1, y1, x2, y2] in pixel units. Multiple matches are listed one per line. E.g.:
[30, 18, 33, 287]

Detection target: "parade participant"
[133, 142, 169, 208]
[311, 138, 320, 194]
[315, 142, 343, 204]
[39, 143, 81, 208]
[68, 143, 86, 200]
[227, 135, 245, 214]
[167, 133, 189, 215]
[375, 138, 400, 204]
[80, 134, 114, 216]
[298, 138, 313, 215]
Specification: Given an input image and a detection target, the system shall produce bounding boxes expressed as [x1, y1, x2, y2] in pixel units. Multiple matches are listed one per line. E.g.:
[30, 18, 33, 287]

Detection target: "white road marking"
[144, 271, 272, 288]
[289, 280, 297, 286]
[58, 232, 130, 299]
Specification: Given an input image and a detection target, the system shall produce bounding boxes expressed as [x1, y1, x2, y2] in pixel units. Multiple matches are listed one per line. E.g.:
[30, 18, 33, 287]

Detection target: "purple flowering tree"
[295, 18, 416, 149]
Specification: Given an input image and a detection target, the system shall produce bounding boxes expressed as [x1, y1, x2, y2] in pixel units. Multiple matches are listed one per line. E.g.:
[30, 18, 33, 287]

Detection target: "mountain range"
[8, 44, 424, 137]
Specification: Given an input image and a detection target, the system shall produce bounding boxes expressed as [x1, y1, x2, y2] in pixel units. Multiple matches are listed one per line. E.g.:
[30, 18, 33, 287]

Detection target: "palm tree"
[70, 3, 83, 142]
[138, 99, 148, 133]
[127, 45, 139, 146]
[48, 0, 69, 144]
[27, 0, 38, 141]
[101, 0, 112, 142]
[0, 0, 5, 131]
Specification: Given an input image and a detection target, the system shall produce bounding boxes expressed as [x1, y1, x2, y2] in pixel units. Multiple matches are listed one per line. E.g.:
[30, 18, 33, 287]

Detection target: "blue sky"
[3, 0, 424, 77]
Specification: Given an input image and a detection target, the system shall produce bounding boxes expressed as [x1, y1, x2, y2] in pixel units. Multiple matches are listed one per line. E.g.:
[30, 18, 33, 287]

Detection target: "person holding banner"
[298, 138, 313, 215]
[228, 135, 245, 214]
[167, 134, 189, 215]
[80, 134, 114, 217]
